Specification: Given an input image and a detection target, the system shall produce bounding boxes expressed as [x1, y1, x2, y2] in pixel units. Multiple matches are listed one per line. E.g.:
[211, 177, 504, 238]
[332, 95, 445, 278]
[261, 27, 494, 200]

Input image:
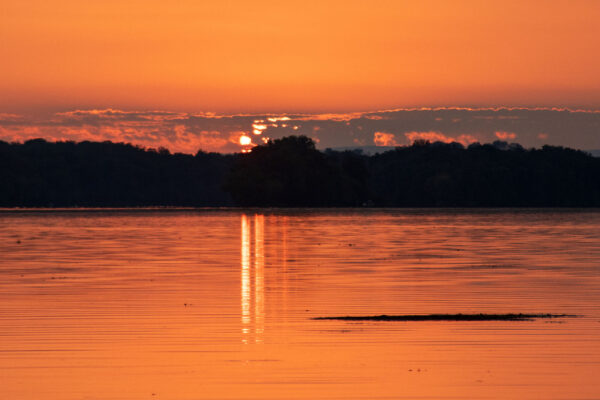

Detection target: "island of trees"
[1, 136, 599, 207]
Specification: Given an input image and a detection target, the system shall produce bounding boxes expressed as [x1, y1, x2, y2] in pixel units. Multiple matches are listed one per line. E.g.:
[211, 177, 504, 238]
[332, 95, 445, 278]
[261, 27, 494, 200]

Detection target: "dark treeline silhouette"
[0, 139, 233, 207]
[1, 136, 600, 207]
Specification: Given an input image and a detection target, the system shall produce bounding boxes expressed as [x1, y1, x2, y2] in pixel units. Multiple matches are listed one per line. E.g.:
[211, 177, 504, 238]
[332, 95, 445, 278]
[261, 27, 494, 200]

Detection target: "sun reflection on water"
[254, 215, 264, 341]
[240, 215, 251, 341]
[240, 214, 266, 343]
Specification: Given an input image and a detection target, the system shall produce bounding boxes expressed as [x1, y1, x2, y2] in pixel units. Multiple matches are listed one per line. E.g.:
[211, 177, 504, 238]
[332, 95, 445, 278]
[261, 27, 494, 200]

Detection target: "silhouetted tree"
[225, 136, 344, 206]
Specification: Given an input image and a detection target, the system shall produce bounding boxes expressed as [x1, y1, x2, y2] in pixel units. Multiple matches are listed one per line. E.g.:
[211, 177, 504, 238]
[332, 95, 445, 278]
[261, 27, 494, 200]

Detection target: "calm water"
[1, 209, 599, 399]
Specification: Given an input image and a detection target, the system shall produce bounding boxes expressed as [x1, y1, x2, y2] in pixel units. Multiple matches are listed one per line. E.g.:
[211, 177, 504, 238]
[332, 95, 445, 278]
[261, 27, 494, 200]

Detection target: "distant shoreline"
[2, 136, 600, 208]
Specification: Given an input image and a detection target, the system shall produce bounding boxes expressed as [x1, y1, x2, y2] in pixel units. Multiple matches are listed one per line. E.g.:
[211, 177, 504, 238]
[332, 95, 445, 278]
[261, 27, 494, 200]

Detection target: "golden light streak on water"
[241, 214, 251, 339]
[254, 214, 265, 342]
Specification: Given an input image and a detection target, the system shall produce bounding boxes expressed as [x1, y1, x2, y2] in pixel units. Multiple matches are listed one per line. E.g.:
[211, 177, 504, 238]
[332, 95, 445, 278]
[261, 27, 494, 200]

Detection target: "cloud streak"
[404, 131, 478, 146]
[373, 132, 399, 147]
[1, 107, 599, 153]
[495, 131, 517, 140]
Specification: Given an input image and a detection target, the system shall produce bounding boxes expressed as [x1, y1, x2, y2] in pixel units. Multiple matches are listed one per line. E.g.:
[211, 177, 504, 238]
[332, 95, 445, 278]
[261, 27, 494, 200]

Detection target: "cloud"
[373, 132, 399, 146]
[1, 107, 600, 153]
[0, 113, 23, 121]
[405, 131, 478, 146]
[495, 131, 517, 140]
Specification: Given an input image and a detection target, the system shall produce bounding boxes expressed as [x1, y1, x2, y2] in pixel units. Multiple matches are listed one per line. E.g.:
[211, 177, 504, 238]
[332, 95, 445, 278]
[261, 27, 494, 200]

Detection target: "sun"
[239, 135, 252, 146]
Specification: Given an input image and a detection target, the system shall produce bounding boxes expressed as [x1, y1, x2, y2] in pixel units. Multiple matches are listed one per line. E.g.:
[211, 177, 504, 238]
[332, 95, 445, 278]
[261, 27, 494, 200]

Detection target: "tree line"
[1, 136, 599, 207]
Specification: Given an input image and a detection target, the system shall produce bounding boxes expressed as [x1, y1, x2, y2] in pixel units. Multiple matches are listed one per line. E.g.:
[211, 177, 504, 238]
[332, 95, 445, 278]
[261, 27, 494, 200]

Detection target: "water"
[1, 209, 599, 399]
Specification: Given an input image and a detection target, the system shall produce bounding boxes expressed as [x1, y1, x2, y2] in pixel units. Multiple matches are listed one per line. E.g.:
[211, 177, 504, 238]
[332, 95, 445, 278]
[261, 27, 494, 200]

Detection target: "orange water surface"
[1, 209, 599, 399]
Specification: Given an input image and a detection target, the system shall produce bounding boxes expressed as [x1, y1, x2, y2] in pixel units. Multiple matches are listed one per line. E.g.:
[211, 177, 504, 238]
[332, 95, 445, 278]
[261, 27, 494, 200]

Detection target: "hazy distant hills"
[332, 145, 600, 157]
[588, 150, 600, 157]
[329, 146, 396, 155]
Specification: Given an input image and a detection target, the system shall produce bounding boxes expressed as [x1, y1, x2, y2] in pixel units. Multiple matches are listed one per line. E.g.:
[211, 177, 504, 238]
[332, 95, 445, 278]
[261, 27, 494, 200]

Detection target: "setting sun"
[239, 135, 252, 146]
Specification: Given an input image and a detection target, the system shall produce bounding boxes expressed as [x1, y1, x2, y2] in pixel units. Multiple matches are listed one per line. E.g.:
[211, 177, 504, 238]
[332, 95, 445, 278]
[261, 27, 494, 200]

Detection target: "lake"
[1, 209, 599, 399]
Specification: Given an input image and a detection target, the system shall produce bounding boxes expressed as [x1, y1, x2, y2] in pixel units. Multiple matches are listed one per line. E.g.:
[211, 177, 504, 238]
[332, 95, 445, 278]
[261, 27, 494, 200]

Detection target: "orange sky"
[2, 0, 600, 113]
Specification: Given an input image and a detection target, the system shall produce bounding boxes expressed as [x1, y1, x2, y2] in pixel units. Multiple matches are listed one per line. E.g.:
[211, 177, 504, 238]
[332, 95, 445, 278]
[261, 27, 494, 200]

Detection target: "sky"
[2, 0, 600, 153]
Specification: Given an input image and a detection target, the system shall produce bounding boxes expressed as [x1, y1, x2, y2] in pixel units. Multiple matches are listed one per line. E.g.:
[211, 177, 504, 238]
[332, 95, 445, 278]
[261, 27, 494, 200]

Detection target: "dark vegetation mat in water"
[313, 313, 574, 321]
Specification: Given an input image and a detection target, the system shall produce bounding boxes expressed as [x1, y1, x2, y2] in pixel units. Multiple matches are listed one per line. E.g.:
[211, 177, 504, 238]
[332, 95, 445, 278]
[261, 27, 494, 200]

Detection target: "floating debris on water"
[313, 313, 575, 321]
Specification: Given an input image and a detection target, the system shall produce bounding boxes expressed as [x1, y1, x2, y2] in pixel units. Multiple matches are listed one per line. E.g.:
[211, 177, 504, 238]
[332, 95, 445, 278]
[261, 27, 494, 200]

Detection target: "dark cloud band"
[1, 107, 599, 153]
